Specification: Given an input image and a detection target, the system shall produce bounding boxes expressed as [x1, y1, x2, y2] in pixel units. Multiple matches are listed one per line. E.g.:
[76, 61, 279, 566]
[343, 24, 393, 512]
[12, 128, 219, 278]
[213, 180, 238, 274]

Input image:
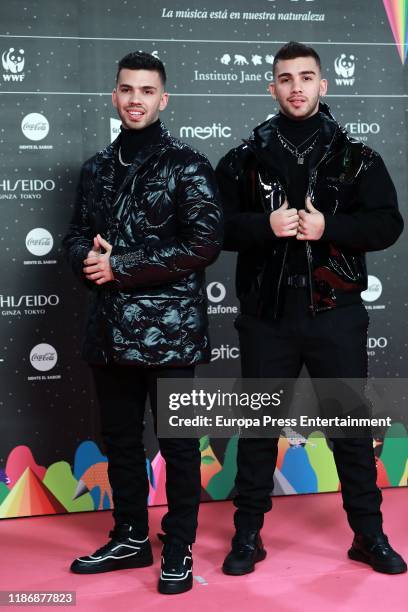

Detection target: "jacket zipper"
[305, 129, 339, 314]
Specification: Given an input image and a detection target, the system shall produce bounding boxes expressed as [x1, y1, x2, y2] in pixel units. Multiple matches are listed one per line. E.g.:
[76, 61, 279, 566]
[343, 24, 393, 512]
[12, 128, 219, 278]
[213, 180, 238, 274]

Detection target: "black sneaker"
[348, 533, 407, 574]
[222, 529, 266, 575]
[157, 533, 193, 595]
[70, 524, 153, 574]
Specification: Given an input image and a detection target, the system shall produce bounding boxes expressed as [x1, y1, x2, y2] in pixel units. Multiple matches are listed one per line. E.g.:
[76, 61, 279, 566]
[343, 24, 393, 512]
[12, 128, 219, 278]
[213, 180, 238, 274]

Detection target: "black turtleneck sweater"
[114, 119, 162, 189]
[277, 111, 323, 275]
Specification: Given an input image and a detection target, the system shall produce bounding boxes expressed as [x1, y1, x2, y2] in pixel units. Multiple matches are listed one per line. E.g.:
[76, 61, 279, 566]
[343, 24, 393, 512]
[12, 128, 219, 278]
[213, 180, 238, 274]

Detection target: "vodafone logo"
[30, 343, 58, 371]
[361, 275, 382, 303]
[21, 113, 49, 141]
[207, 282, 226, 303]
[25, 228, 53, 256]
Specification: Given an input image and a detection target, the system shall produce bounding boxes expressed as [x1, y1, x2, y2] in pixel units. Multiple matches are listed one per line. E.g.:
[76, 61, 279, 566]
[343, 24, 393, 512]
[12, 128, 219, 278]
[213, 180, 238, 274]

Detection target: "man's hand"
[86, 236, 101, 260]
[297, 197, 325, 241]
[269, 199, 299, 237]
[83, 234, 114, 285]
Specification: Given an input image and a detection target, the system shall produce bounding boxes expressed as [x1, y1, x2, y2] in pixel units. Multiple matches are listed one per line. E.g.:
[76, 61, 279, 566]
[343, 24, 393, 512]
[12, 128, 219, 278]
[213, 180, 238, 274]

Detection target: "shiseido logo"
[25, 228, 54, 256]
[21, 113, 49, 141]
[345, 122, 380, 137]
[2, 47, 25, 81]
[179, 124, 232, 139]
[0, 179, 55, 192]
[334, 54, 356, 86]
[367, 337, 388, 349]
[0, 178, 55, 200]
[30, 343, 58, 372]
[0, 294, 59, 308]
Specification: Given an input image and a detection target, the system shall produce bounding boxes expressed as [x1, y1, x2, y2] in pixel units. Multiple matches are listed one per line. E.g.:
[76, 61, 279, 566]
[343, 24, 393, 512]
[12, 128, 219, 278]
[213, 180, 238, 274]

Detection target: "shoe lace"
[368, 535, 391, 554]
[92, 527, 128, 557]
[232, 531, 257, 553]
[158, 533, 188, 570]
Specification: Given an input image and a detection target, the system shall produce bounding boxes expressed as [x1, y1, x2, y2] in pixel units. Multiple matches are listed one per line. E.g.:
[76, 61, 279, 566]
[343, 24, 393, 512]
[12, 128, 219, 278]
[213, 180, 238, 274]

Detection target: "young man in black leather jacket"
[216, 41, 406, 577]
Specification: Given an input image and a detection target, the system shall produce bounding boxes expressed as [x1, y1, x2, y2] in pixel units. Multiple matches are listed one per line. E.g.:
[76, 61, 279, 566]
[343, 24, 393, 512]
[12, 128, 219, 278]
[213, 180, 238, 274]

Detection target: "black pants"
[234, 288, 383, 535]
[92, 364, 200, 544]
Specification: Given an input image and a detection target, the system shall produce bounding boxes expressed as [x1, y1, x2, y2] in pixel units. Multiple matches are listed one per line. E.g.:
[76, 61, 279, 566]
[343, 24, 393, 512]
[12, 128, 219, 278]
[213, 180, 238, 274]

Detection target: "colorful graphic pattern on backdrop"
[0, 0, 407, 518]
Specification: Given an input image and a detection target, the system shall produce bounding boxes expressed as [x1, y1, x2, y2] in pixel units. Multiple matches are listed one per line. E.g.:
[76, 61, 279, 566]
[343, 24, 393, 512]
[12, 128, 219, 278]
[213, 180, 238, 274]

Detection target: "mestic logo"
[361, 275, 382, 303]
[110, 117, 121, 143]
[21, 113, 49, 141]
[2, 47, 25, 81]
[334, 54, 356, 86]
[207, 282, 226, 303]
[30, 343, 58, 372]
[25, 228, 53, 256]
[180, 124, 232, 140]
[211, 345, 240, 361]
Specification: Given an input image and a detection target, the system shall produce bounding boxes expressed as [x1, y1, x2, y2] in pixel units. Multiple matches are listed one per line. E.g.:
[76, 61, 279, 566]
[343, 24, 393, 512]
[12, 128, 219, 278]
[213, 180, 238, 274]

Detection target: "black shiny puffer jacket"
[63, 123, 222, 366]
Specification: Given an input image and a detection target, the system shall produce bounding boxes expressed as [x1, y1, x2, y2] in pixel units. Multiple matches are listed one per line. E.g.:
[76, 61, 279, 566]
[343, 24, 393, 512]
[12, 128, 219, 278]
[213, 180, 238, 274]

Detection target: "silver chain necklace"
[276, 128, 320, 165]
[118, 147, 131, 167]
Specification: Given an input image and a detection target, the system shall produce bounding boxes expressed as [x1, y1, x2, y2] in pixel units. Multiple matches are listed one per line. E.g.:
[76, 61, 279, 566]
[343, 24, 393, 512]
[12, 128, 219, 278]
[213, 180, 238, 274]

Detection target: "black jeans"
[92, 364, 200, 544]
[234, 288, 383, 536]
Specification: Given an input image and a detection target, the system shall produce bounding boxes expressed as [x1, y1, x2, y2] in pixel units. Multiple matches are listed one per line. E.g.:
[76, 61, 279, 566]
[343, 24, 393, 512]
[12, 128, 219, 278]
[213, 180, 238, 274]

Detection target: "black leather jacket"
[63, 122, 223, 366]
[216, 104, 403, 317]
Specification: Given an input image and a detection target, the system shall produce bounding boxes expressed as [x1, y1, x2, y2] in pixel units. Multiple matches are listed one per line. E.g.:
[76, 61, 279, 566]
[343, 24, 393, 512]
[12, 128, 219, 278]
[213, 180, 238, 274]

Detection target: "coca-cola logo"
[30, 343, 58, 372]
[21, 113, 49, 141]
[25, 228, 53, 256]
[361, 275, 382, 303]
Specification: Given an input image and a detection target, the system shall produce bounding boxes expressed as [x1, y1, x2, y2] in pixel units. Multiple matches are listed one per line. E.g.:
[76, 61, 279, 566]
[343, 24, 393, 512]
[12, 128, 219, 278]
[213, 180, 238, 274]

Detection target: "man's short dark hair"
[116, 51, 167, 86]
[273, 42, 321, 76]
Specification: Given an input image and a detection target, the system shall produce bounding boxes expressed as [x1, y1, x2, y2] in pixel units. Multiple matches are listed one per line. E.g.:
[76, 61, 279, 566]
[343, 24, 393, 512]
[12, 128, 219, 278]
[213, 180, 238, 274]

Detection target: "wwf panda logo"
[2, 47, 25, 73]
[334, 54, 356, 78]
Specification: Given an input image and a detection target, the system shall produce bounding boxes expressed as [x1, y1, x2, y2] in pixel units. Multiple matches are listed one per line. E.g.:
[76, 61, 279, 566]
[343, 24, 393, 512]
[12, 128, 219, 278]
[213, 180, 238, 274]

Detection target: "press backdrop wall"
[0, 0, 407, 518]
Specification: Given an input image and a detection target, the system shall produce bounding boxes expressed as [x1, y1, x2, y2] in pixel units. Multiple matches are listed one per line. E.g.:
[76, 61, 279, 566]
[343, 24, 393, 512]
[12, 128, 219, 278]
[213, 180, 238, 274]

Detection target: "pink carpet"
[0, 488, 406, 611]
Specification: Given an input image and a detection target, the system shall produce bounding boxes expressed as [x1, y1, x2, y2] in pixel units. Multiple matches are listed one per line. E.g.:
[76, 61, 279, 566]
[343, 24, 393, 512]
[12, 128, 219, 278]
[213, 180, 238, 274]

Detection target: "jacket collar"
[246, 102, 346, 181]
[96, 121, 172, 209]
[103, 120, 172, 167]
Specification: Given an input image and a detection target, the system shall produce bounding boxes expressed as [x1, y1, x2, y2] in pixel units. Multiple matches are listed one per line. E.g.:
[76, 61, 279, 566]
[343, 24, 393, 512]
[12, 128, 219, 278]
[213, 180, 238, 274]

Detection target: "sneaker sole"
[70, 555, 154, 574]
[222, 549, 267, 576]
[158, 578, 193, 595]
[348, 548, 407, 575]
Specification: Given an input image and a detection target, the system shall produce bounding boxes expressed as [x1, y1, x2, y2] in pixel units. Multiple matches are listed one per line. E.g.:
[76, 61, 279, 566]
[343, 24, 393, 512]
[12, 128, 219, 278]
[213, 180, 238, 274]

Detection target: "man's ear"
[268, 82, 276, 99]
[112, 89, 118, 108]
[319, 79, 328, 97]
[159, 92, 169, 112]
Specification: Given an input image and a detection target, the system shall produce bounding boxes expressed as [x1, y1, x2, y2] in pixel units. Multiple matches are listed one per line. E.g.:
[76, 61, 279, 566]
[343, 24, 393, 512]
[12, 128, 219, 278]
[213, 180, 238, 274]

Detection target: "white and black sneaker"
[70, 524, 153, 574]
[157, 533, 193, 595]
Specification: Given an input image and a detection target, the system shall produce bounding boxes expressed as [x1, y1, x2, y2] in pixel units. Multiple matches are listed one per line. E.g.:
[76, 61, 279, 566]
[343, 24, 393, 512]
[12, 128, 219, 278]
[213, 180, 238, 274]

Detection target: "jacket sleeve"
[321, 154, 404, 251]
[215, 149, 276, 252]
[62, 159, 95, 286]
[109, 157, 223, 290]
